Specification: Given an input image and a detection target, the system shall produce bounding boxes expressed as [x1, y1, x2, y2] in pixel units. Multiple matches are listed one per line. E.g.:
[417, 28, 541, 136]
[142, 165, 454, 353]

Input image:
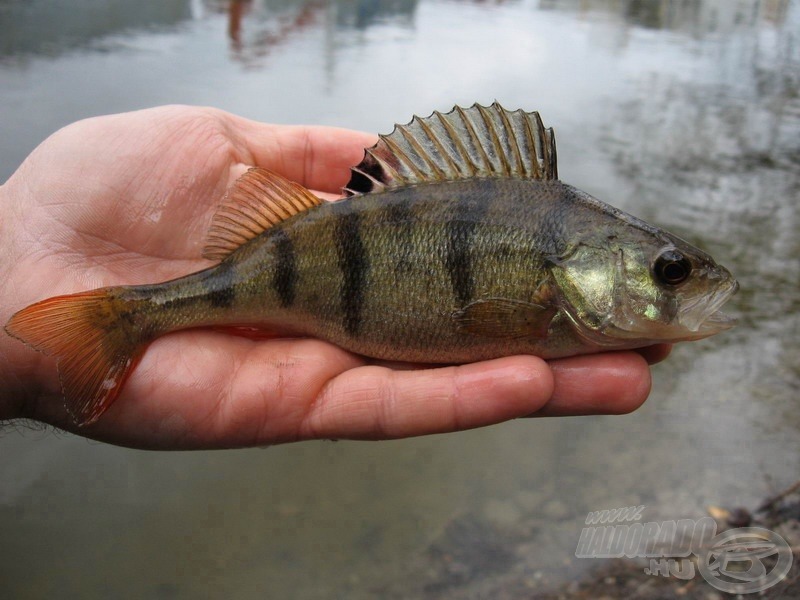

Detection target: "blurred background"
[0, 0, 798, 597]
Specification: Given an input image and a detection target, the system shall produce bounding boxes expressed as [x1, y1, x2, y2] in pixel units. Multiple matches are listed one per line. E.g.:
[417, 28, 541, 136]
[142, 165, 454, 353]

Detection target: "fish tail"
[5, 289, 152, 426]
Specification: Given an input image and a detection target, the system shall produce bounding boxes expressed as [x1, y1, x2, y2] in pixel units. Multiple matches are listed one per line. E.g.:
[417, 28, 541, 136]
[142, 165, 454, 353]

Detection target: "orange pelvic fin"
[5, 290, 147, 426]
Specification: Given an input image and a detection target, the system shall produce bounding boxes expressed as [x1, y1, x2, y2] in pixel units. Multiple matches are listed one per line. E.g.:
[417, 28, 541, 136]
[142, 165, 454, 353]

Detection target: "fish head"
[550, 218, 738, 347]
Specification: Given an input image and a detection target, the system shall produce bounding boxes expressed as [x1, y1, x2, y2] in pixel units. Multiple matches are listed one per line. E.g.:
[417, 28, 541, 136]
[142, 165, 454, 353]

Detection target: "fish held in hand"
[5, 103, 738, 426]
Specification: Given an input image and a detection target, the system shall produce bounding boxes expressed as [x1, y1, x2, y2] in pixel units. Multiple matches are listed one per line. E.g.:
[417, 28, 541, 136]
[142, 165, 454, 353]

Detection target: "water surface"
[1, 0, 798, 597]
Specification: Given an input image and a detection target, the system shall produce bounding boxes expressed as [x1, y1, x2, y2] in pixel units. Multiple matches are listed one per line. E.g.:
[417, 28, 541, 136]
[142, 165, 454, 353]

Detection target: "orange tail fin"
[5, 290, 148, 426]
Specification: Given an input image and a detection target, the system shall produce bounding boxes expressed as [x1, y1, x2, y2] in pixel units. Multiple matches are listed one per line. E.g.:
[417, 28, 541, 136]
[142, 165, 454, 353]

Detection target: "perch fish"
[5, 103, 738, 425]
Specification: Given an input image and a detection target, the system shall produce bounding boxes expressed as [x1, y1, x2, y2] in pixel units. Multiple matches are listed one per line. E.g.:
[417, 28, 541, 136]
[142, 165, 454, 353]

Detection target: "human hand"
[0, 106, 669, 449]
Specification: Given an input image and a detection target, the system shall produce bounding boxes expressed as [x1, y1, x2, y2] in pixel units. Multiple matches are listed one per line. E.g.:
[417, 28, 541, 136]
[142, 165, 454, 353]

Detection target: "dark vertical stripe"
[445, 198, 489, 307]
[382, 196, 415, 275]
[335, 209, 369, 337]
[205, 263, 236, 309]
[271, 229, 296, 308]
[383, 195, 415, 226]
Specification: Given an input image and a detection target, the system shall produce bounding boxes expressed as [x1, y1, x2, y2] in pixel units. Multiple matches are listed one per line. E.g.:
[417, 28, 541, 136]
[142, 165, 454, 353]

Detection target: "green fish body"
[6, 103, 738, 425]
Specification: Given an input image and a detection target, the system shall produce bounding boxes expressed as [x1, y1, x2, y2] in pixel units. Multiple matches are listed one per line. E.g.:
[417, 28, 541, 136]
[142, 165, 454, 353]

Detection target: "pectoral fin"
[453, 298, 557, 339]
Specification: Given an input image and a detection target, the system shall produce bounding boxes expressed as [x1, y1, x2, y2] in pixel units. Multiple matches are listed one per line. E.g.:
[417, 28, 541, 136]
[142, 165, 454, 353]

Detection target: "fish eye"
[654, 250, 692, 286]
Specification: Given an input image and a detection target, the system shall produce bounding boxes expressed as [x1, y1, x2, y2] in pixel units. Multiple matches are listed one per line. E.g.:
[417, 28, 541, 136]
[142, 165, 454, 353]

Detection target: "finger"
[66, 333, 365, 450]
[298, 356, 554, 440]
[225, 113, 377, 193]
[531, 352, 652, 417]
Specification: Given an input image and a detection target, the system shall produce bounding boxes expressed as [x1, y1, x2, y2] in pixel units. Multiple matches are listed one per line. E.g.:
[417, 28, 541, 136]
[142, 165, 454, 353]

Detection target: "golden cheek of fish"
[5, 103, 738, 426]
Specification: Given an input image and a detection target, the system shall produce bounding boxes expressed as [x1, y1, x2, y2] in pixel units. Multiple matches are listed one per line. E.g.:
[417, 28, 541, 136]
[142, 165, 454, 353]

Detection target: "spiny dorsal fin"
[203, 167, 322, 261]
[344, 102, 558, 196]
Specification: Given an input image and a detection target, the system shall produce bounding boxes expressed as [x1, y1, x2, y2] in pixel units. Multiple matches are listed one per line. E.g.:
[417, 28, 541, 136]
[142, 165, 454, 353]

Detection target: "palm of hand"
[3, 107, 376, 446]
[1, 106, 657, 449]
[20, 108, 310, 278]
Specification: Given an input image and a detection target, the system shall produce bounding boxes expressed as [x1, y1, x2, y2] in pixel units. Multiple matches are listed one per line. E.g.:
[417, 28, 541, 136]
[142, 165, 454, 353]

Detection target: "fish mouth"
[677, 278, 739, 339]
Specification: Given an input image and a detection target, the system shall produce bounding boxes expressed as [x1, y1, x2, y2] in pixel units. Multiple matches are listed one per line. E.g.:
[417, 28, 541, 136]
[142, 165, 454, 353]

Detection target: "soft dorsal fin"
[203, 167, 322, 261]
[343, 102, 558, 196]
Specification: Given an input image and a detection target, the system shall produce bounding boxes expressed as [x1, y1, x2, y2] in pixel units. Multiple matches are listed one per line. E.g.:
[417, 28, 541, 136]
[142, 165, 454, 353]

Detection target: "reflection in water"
[0, 0, 194, 59]
[206, 0, 324, 62]
[541, 0, 792, 34]
[336, 0, 418, 29]
[223, 0, 325, 65]
[227, 0, 253, 51]
[212, 0, 420, 66]
[0, 0, 798, 598]
[1, 0, 792, 62]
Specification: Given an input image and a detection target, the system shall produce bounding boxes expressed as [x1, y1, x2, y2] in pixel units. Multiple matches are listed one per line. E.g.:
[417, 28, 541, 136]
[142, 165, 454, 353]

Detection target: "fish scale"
[175, 179, 617, 362]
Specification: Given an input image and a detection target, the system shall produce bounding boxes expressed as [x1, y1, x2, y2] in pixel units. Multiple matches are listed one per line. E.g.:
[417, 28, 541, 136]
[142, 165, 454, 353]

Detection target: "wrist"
[0, 183, 40, 422]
